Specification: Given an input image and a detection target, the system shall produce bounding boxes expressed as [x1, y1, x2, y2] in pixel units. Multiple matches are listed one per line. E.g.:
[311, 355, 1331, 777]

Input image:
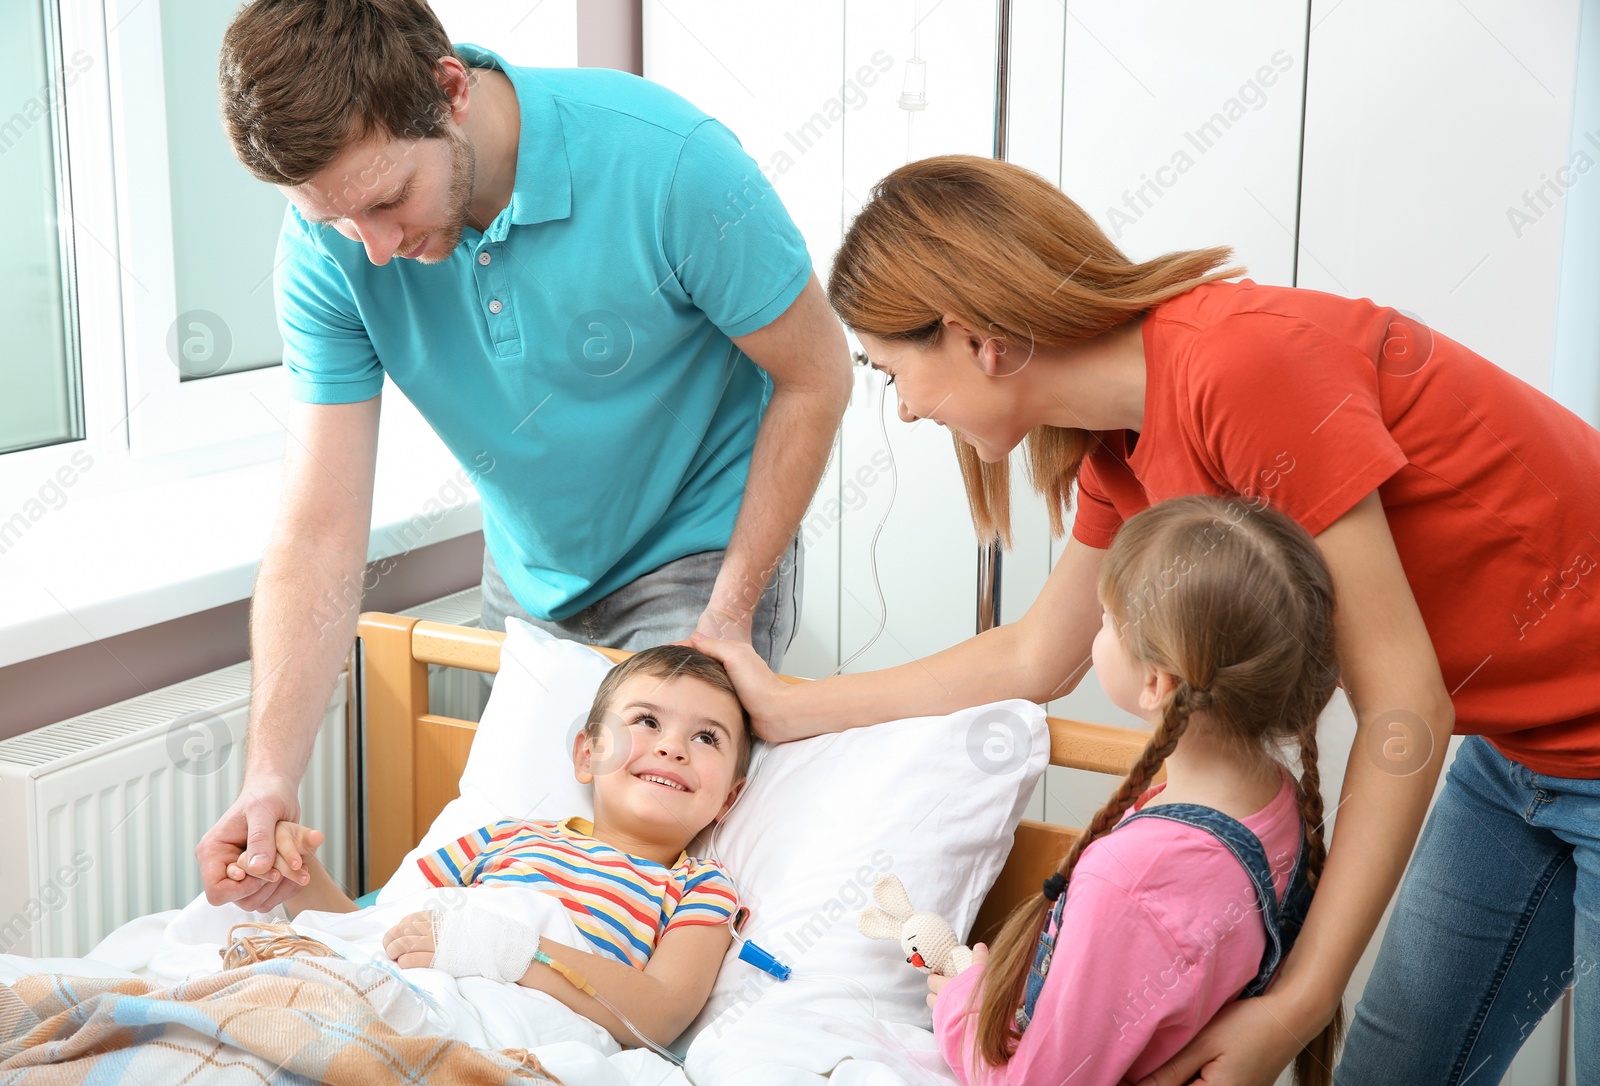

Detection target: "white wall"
[431, 0, 578, 66]
[1297, 0, 1578, 391]
[835, 1, 998, 677]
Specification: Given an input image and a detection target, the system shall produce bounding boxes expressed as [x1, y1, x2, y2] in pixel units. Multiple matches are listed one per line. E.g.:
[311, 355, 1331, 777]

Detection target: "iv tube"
[898, 57, 927, 111]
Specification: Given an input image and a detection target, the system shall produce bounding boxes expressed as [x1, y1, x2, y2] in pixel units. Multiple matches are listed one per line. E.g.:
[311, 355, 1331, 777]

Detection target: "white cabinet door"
[643, 1, 848, 679]
[434, 1, 576, 66]
[1056, 0, 1309, 286]
[1298, 0, 1580, 392]
[835, 0, 1001, 674]
[645, 3, 1061, 683]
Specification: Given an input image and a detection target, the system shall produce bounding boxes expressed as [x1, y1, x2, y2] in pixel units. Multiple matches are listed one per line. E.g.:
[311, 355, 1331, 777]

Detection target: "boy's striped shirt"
[417, 816, 743, 968]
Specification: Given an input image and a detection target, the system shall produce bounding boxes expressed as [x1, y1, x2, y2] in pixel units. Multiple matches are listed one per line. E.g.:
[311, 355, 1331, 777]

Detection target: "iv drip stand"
[976, 0, 1012, 635]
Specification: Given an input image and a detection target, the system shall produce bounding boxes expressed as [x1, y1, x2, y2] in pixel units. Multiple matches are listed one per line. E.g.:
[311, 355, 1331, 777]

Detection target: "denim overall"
[1014, 803, 1314, 1033]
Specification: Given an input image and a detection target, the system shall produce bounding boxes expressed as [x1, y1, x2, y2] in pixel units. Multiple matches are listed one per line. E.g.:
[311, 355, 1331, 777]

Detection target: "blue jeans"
[1336, 735, 1599, 1085]
[479, 534, 802, 672]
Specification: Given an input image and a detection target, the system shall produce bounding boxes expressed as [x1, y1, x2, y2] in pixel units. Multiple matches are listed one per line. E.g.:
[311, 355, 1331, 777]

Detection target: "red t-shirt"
[1072, 279, 1600, 777]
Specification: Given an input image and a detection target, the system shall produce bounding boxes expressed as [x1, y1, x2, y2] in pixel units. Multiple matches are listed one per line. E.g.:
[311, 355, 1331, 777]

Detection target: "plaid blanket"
[0, 956, 561, 1084]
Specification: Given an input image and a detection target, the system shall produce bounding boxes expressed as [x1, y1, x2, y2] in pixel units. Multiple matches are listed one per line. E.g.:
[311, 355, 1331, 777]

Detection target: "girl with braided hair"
[929, 495, 1342, 1086]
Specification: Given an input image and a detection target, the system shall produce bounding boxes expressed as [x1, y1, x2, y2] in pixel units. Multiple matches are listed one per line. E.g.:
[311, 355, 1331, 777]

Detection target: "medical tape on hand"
[429, 901, 540, 983]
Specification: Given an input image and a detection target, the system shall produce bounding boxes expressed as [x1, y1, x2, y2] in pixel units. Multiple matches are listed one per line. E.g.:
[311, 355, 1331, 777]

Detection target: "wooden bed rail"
[354, 612, 1151, 942]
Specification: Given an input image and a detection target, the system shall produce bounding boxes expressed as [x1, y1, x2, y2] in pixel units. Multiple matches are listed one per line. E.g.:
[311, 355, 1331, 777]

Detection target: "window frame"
[104, 0, 291, 464]
[0, 0, 86, 462]
[0, 0, 122, 500]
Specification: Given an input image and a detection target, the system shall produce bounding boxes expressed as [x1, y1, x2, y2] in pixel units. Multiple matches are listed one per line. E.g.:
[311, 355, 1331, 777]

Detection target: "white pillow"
[380, 618, 1049, 1066]
[376, 617, 608, 902]
[678, 696, 1048, 1067]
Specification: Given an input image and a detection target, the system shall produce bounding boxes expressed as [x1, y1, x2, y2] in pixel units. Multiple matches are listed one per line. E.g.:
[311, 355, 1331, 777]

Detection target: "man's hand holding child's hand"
[926, 942, 989, 1009]
[226, 821, 323, 894]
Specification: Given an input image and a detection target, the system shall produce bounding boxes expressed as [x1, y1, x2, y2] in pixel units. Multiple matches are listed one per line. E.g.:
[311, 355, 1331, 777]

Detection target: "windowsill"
[0, 395, 481, 670]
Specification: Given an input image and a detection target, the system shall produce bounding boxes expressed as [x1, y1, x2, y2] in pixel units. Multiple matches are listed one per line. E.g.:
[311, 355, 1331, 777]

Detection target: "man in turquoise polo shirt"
[198, 0, 850, 912]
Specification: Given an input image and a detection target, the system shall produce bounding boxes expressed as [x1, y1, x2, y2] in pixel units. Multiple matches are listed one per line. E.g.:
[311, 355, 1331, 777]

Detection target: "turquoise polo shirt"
[274, 46, 812, 621]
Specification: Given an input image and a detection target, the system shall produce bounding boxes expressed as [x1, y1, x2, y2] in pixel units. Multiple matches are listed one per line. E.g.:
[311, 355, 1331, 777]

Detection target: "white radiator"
[0, 664, 349, 959]
[0, 585, 488, 960]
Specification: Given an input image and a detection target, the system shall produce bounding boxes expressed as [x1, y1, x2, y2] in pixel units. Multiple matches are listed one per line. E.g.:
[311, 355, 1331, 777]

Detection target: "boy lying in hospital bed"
[229, 644, 753, 1055]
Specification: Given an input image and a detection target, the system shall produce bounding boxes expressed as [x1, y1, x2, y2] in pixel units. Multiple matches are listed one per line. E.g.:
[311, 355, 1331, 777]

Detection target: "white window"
[0, 0, 82, 458]
[1, 0, 287, 487]
[110, 0, 292, 460]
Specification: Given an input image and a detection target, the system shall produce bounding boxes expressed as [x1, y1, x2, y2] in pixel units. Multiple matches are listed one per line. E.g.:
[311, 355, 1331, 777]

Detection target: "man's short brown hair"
[219, 0, 461, 185]
[587, 646, 754, 782]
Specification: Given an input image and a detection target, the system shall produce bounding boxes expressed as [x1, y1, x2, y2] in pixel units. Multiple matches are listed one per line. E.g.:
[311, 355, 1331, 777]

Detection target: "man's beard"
[414, 129, 477, 264]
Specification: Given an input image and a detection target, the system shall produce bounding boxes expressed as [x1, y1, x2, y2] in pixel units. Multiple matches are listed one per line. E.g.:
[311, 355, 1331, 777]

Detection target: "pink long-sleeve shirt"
[933, 771, 1302, 1086]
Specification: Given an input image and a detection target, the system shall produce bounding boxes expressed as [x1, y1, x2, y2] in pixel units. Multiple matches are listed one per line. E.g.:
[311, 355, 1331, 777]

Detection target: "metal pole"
[977, 0, 1012, 634]
[993, 0, 1012, 160]
[977, 541, 1004, 634]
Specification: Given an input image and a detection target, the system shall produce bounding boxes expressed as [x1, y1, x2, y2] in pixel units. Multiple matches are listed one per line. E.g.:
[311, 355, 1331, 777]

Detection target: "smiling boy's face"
[574, 672, 747, 847]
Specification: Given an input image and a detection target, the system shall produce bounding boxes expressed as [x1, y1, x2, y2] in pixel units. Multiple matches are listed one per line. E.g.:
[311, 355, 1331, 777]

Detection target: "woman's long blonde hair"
[969, 496, 1345, 1085]
[827, 155, 1243, 545]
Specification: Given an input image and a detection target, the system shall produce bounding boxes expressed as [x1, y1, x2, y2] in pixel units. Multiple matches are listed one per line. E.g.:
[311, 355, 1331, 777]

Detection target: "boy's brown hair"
[218, 0, 462, 185]
[586, 646, 754, 782]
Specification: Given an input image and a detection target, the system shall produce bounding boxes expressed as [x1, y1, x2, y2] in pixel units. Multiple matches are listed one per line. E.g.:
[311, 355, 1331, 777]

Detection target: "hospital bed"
[0, 612, 1151, 1085]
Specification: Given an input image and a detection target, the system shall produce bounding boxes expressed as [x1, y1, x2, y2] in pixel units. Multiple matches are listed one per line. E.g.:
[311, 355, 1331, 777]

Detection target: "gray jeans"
[479, 534, 802, 672]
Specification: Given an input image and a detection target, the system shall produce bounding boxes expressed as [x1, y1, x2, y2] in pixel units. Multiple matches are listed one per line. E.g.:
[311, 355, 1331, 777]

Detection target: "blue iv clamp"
[738, 939, 791, 981]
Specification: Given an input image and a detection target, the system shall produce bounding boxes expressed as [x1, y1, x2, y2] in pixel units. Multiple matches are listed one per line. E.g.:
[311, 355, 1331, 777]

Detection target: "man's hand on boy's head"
[226, 821, 323, 889]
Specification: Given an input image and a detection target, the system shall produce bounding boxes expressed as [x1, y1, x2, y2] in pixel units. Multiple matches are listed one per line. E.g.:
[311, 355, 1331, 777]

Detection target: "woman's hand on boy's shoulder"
[926, 942, 989, 1009]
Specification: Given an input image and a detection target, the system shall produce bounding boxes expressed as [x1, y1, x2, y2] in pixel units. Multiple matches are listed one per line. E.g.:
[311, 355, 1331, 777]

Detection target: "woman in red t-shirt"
[691, 156, 1600, 1086]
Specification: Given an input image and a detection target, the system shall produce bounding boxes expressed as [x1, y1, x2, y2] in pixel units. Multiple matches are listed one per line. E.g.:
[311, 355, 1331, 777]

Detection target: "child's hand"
[926, 942, 989, 1009]
[383, 910, 437, 970]
[226, 822, 323, 890]
[392, 901, 541, 981]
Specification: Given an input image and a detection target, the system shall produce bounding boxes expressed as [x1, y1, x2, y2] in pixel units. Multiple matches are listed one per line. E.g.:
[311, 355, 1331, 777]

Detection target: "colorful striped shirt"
[416, 816, 742, 969]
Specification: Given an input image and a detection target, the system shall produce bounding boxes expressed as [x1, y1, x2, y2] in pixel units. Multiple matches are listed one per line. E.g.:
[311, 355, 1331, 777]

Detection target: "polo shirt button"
[488, 299, 503, 314]
[478, 252, 491, 266]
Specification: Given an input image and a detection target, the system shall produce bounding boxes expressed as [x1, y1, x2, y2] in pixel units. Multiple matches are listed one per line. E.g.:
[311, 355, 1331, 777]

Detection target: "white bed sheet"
[0, 885, 961, 1086]
[2, 885, 690, 1086]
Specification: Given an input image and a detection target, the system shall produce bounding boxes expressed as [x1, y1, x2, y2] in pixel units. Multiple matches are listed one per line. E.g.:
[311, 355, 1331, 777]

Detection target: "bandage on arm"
[429, 901, 541, 983]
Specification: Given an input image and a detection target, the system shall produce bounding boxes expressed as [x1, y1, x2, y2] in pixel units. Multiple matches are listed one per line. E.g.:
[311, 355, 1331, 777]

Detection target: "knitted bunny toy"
[857, 873, 975, 978]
